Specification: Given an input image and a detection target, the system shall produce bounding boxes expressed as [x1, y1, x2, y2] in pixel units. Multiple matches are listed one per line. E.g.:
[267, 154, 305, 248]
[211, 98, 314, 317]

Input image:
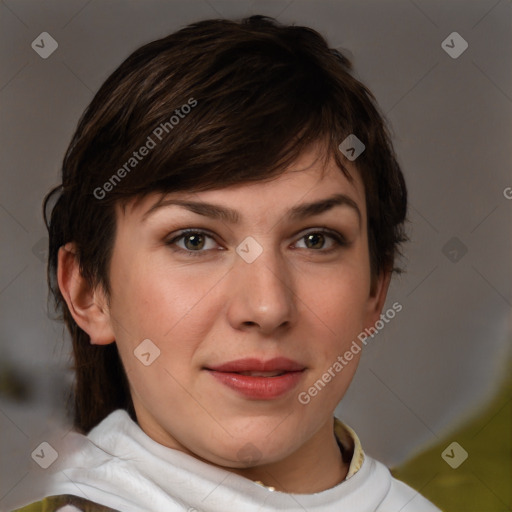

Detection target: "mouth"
[235, 371, 286, 377]
[204, 358, 306, 400]
[206, 357, 305, 373]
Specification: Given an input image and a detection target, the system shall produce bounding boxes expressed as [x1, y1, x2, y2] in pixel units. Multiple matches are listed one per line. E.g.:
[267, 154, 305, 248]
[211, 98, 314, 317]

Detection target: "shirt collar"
[333, 417, 365, 479]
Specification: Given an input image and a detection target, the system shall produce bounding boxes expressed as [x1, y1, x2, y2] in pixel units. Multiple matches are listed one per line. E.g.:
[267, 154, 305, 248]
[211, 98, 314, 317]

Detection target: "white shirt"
[6, 410, 441, 512]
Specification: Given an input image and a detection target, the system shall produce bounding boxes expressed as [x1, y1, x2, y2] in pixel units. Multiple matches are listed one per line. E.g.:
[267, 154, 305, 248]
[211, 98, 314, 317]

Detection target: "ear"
[57, 242, 115, 345]
[363, 269, 392, 328]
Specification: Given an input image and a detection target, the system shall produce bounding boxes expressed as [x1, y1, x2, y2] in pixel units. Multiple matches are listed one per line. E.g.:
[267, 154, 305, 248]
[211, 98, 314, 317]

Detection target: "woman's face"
[102, 144, 388, 468]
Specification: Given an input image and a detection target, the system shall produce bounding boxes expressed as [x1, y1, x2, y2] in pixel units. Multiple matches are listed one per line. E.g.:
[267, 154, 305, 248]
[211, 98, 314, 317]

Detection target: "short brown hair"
[44, 15, 407, 433]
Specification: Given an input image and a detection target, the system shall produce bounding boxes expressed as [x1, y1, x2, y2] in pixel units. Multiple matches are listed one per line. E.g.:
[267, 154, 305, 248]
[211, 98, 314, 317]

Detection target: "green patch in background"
[392, 367, 511, 512]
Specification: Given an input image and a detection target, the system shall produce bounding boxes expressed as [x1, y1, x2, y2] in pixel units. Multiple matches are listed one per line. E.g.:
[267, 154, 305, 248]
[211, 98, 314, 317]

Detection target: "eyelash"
[165, 228, 348, 258]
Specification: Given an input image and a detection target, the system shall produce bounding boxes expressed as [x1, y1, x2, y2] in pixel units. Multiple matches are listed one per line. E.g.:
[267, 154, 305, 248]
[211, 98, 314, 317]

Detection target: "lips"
[207, 357, 305, 373]
[237, 371, 284, 377]
[205, 357, 306, 400]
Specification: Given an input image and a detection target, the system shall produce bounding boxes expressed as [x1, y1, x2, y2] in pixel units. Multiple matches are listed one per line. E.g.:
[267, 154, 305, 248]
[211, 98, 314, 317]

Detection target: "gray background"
[1, 0, 511, 507]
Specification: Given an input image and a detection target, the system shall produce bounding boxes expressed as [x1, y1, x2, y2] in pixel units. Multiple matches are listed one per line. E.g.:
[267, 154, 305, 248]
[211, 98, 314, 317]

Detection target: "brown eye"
[304, 232, 326, 249]
[183, 233, 206, 250]
[166, 229, 219, 257]
[295, 230, 346, 251]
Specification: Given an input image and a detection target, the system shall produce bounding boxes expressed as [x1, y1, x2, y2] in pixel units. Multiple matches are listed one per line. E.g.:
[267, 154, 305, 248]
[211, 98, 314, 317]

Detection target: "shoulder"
[11, 495, 121, 512]
[365, 456, 443, 512]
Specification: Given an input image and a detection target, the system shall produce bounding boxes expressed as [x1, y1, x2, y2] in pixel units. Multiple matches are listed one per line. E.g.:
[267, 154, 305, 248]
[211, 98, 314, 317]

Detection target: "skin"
[58, 143, 391, 494]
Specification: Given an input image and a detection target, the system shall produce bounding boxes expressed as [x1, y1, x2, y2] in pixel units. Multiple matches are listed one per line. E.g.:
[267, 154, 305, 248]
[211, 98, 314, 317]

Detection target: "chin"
[197, 429, 297, 469]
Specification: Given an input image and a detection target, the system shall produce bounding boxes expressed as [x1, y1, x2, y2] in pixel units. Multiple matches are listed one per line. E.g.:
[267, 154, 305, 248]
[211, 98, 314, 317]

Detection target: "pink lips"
[205, 357, 306, 400]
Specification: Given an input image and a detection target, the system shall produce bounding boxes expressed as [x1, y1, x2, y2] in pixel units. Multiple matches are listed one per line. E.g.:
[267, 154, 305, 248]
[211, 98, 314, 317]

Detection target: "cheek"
[109, 254, 205, 336]
[299, 262, 370, 345]
[108, 254, 224, 374]
[296, 268, 368, 411]
[108, 263, 206, 409]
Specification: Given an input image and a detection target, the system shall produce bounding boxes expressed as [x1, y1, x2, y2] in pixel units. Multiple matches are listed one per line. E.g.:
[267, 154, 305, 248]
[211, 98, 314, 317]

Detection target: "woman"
[12, 15, 440, 512]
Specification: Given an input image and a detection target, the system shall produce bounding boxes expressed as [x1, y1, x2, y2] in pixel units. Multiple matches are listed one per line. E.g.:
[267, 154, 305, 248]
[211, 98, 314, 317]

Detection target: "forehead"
[119, 145, 365, 222]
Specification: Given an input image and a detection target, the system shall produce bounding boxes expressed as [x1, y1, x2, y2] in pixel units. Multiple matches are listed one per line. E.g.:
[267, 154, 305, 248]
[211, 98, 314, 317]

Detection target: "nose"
[225, 242, 298, 336]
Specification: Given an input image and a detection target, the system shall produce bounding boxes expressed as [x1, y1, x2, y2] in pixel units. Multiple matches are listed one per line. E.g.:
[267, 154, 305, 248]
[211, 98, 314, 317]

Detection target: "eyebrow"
[142, 193, 361, 226]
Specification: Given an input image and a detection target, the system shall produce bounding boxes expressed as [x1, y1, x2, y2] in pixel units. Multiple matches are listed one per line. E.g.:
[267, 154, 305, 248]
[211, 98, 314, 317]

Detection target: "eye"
[166, 229, 220, 256]
[294, 229, 347, 252]
[165, 228, 348, 258]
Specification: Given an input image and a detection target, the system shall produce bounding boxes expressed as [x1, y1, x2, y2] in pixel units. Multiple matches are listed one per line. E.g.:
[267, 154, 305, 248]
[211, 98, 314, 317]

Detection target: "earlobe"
[57, 242, 115, 345]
